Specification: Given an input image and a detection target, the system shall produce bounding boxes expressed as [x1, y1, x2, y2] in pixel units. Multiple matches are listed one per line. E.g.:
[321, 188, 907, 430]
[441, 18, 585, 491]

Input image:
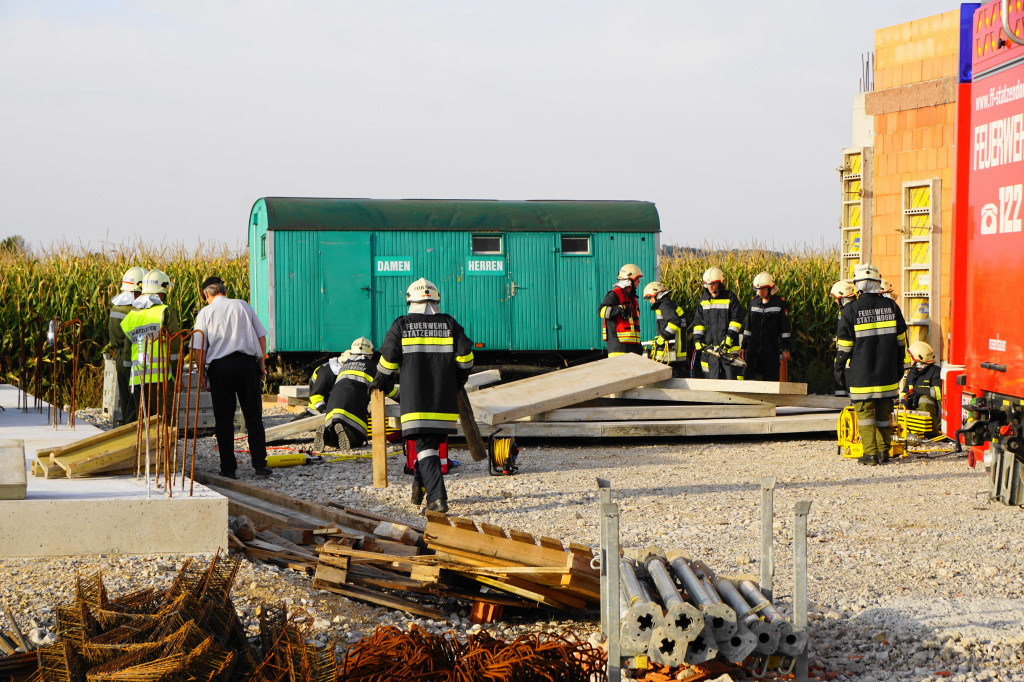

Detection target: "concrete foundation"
[0, 385, 227, 557]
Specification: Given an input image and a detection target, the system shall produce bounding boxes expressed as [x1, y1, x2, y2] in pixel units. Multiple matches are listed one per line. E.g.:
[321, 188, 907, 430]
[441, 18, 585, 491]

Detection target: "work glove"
[694, 340, 705, 351]
[317, 404, 327, 415]
[370, 373, 396, 395]
[833, 367, 846, 391]
[618, 304, 632, 319]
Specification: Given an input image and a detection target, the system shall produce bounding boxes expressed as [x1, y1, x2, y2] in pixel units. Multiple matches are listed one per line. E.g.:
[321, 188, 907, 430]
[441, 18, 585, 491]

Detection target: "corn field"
[0, 242, 248, 409]
[659, 245, 841, 392]
[0, 242, 840, 407]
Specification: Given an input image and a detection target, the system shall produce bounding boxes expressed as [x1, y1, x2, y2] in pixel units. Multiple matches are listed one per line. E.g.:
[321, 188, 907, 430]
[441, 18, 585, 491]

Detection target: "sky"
[0, 0, 961, 252]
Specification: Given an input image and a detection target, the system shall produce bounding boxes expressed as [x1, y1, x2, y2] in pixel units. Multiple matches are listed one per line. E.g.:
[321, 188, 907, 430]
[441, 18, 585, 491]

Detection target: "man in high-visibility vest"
[599, 264, 643, 356]
[120, 269, 180, 421]
[107, 266, 145, 424]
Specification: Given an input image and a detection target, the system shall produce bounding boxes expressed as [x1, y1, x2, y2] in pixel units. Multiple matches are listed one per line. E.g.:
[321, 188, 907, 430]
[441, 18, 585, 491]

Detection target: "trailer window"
[561, 235, 591, 255]
[472, 235, 502, 254]
[260, 235, 267, 260]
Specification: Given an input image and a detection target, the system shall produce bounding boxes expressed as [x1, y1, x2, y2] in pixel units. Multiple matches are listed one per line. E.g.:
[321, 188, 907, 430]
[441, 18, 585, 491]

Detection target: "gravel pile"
[4, 407, 1023, 680]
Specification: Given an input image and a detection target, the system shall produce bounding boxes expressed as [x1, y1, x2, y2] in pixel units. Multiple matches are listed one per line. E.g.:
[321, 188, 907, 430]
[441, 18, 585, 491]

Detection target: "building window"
[561, 235, 591, 255]
[472, 234, 502, 254]
[261, 234, 267, 260]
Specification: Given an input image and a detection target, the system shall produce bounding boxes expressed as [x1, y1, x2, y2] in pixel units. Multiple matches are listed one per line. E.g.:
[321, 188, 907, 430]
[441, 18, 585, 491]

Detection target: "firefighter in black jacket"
[900, 341, 942, 437]
[373, 278, 473, 514]
[692, 267, 745, 380]
[307, 353, 345, 414]
[740, 272, 791, 381]
[598, 264, 643, 356]
[642, 281, 687, 377]
[317, 338, 399, 452]
[829, 280, 858, 397]
[835, 264, 908, 465]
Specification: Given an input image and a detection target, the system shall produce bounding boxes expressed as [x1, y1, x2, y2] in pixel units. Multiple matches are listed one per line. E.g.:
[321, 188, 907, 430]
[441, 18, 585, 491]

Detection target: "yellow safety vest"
[120, 305, 171, 387]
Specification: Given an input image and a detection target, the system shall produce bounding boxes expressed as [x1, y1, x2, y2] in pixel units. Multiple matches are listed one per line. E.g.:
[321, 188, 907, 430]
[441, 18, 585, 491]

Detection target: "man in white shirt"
[193, 276, 271, 478]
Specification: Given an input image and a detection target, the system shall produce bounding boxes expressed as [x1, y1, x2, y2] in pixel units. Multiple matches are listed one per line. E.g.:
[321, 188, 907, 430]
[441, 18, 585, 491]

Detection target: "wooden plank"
[728, 393, 852, 409]
[638, 378, 807, 395]
[457, 388, 487, 462]
[256, 531, 320, 561]
[328, 504, 425, 534]
[479, 523, 508, 539]
[528, 403, 775, 422]
[279, 385, 310, 398]
[313, 562, 348, 586]
[263, 415, 320, 443]
[483, 413, 840, 438]
[311, 581, 445, 619]
[568, 543, 594, 559]
[539, 537, 564, 552]
[469, 575, 583, 610]
[469, 354, 672, 426]
[466, 369, 501, 391]
[448, 516, 479, 531]
[507, 529, 536, 545]
[371, 389, 387, 488]
[56, 442, 136, 478]
[425, 523, 597, 577]
[214, 488, 320, 529]
[613, 388, 769, 405]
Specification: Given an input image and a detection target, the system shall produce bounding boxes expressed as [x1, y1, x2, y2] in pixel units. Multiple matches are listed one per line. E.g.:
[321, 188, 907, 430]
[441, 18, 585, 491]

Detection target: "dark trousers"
[702, 352, 741, 380]
[207, 354, 267, 472]
[411, 435, 447, 503]
[743, 348, 780, 381]
[116, 363, 136, 424]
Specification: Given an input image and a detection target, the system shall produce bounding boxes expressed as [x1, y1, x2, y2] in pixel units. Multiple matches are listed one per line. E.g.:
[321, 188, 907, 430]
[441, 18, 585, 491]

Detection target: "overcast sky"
[1, 0, 957, 252]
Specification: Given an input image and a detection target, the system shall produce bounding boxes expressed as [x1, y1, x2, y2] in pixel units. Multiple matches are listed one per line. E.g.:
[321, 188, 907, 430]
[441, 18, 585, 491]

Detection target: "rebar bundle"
[340, 625, 607, 682]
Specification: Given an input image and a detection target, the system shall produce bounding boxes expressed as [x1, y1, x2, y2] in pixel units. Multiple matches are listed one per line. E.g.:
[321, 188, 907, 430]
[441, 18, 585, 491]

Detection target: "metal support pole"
[644, 557, 703, 641]
[597, 478, 620, 679]
[760, 476, 776, 601]
[794, 500, 812, 682]
[619, 557, 663, 656]
[737, 579, 806, 658]
[715, 578, 780, 655]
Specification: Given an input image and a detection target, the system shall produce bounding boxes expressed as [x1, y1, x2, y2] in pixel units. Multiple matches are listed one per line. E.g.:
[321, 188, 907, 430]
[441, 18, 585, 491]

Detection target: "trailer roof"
[256, 198, 660, 233]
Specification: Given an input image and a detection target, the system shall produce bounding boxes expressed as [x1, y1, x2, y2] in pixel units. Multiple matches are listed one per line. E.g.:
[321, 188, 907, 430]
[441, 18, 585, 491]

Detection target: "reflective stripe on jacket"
[835, 293, 907, 401]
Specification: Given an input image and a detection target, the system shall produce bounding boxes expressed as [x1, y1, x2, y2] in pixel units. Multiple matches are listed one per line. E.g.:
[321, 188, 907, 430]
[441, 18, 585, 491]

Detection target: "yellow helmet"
[141, 269, 171, 295]
[830, 280, 856, 301]
[350, 337, 374, 355]
[752, 272, 775, 289]
[702, 267, 725, 286]
[909, 341, 935, 363]
[120, 266, 146, 293]
[642, 281, 667, 300]
[618, 264, 643, 281]
[406, 277, 440, 303]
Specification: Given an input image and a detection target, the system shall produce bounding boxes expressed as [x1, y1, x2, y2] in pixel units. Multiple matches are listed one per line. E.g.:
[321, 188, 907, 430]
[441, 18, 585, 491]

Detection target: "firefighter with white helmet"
[599, 264, 644, 356]
[900, 340, 942, 437]
[740, 272, 791, 381]
[317, 337, 398, 452]
[879, 279, 894, 299]
[692, 266, 745, 380]
[643, 281, 688, 376]
[373, 277, 473, 513]
[836, 263, 908, 464]
[829, 280, 857, 397]
[107, 266, 147, 424]
[119, 268, 181, 422]
[307, 352, 347, 415]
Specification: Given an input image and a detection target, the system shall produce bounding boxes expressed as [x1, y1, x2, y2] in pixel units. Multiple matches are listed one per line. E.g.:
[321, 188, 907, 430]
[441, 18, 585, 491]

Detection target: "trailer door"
[506, 234, 558, 350]
[320, 234, 372, 350]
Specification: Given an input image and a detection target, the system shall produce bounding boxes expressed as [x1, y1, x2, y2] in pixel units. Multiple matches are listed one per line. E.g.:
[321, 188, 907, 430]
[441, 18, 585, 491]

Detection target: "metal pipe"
[644, 557, 703, 642]
[618, 557, 663, 656]
[667, 553, 737, 640]
[702, 577, 757, 663]
[715, 578, 780, 655]
[647, 625, 688, 667]
[738, 579, 807, 657]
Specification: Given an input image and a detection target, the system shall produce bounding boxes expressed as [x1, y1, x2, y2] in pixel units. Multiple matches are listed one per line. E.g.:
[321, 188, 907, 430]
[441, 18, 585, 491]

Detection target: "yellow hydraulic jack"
[837, 405, 947, 460]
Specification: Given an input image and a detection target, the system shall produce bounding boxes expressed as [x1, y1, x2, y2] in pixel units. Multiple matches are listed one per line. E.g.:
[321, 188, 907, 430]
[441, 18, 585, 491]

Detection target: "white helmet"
[406, 277, 440, 303]
[120, 266, 146, 293]
[702, 267, 725, 286]
[752, 272, 775, 289]
[853, 263, 881, 283]
[830, 280, 856, 302]
[642, 281, 667, 300]
[141, 269, 171, 295]
[879, 279, 894, 297]
[618, 264, 643, 281]
[909, 341, 935, 363]
[350, 337, 374, 355]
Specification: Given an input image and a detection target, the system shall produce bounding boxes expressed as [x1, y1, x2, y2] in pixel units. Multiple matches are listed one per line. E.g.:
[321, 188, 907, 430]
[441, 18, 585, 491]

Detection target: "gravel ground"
[3, 406, 1023, 681]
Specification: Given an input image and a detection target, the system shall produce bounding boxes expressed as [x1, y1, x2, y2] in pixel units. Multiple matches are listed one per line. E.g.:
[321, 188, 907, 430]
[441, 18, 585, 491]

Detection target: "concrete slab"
[0, 385, 227, 557]
[0, 439, 27, 500]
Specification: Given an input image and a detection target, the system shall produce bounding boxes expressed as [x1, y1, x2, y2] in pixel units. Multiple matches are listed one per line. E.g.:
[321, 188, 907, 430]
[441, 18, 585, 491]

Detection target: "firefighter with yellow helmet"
[900, 341, 942, 437]
[599, 264, 644, 356]
[740, 272, 791, 381]
[317, 337, 398, 452]
[829, 280, 857, 397]
[373, 278, 473, 514]
[692, 266, 745, 380]
[119, 269, 181, 422]
[107, 266, 146, 425]
[643, 281, 688, 376]
[835, 264, 908, 465]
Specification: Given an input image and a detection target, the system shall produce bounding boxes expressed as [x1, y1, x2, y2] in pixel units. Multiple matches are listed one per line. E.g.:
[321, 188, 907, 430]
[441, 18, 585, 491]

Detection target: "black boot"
[859, 454, 878, 466]
[411, 476, 425, 506]
[426, 498, 449, 514]
[312, 424, 325, 452]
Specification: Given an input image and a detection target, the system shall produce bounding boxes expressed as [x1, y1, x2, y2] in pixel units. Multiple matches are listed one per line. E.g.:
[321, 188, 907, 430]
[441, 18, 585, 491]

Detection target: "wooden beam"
[371, 389, 387, 488]
[613, 388, 769, 404]
[311, 580, 445, 619]
[457, 388, 487, 462]
[482, 412, 840, 438]
[527, 403, 775, 422]
[727, 393, 851, 409]
[264, 414, 320, 443]
[637, 378, 807, 395]
[465, 369, 501, 392]
[469, 354, 671, 426]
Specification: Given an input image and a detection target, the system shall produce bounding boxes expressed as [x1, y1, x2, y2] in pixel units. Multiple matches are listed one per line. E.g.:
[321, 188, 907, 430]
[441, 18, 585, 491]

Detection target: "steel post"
[761, 476, 776, 601]
[597, 478, 620, 679]
[666, 553, 737, 640]
[794, 500, 812, 682]
[618, 558, 663, 656]
[644, 557, 703, 642]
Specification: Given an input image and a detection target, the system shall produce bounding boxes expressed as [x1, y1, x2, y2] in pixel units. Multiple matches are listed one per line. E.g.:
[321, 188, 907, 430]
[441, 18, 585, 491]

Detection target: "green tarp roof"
[256, 198, 659, 233]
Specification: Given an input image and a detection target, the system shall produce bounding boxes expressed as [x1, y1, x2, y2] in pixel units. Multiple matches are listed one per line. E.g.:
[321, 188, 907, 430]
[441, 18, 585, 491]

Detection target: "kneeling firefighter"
[900, 341, 942, 437]
[319, 337, 398, 452]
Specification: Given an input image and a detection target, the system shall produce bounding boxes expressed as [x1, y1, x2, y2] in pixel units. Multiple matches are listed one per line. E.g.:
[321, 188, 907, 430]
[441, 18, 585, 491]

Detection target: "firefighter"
[829, 280, 858, 397]
[740, 272, 791, 381]
[900, 341, 942, 437]
[692, 267, 745, 380]
[119, 269, 181, 421]
[108, 266, 146, 425]
[599, 264, 643, 356]
[318, 338, 398, 452]
[307, 352, 346, 415]
[642, 281, 688, 377]
[372, 278, 473, 514]
[835, 264, 908, 465]
[880, 279, 895, 299]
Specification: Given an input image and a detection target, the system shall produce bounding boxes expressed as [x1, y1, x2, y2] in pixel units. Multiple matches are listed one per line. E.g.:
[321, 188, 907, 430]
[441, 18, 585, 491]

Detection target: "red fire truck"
[949, 0, 1024, 504]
